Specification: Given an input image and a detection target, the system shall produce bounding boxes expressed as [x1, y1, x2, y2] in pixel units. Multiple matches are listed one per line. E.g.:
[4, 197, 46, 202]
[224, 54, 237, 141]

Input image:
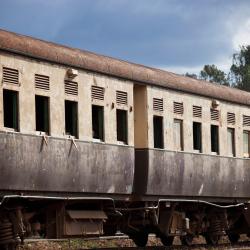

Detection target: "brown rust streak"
[0, 29, 250, 106]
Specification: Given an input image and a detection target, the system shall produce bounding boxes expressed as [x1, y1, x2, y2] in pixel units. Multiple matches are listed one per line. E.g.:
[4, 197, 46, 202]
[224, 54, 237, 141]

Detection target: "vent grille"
[2, 67, 19, 85]
[153, 98, 163, 112]
[211, 109, 219, 121]
[243, 115, 250, 127]
[227, 112, 235, 125]
[193, 106, 202, 118]
[35, 74, 50, 90]
[65, 80, 78, 96]
[92, 86, 104, 101]
[173, 102, 183, 115]
[116, 91, 128, 105]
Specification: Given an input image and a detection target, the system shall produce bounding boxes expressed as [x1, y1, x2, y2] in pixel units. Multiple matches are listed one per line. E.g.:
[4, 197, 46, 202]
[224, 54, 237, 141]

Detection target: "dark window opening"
[153, 116, 164, 149]
[193, 122, 202, 152]
[65, 100, 78, 137]
[92, 105, 104, 141]
[117, 109, 128, 144]
[35, 95, 49, 134]
[211, 125, 219, 154]
[3, 89, 18, 130]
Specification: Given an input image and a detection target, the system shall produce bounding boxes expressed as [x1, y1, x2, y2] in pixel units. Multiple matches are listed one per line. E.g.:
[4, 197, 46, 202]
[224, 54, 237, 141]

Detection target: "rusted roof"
[0, 29, 249, 106]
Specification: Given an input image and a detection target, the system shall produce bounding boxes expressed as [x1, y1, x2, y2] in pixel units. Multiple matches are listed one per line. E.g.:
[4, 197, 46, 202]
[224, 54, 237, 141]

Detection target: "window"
[35, 95, 49, 134]
[65, 100, 78, 137]
[227, 128, 235, 157]
[243, 131, 250, 157]
[173, 119, 183, 151]
[92, 105, 104, 141]
[211, 125, 219, 154]
[153, 116, 164, 149]
[193, 122, 202, 152]
[117, 109, 127, 144]
[3, 89, 18, 130]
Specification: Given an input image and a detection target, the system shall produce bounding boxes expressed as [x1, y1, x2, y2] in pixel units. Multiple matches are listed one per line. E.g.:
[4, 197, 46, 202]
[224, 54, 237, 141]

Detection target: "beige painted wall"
[1, 51, 250, 158]
[147, 85, 250, 158]
[0, 52, 134, 146]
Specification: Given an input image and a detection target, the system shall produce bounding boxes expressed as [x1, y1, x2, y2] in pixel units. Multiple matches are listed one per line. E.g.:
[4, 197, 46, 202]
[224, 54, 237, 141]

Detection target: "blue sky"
[0, 0, 250, 75]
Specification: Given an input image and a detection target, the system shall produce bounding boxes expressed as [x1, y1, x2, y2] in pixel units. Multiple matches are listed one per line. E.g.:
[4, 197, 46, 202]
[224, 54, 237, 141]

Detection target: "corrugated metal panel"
[153, 98, 163, 112]
[193, 106, 202, 118]
[2, 67, 19, 84]
[35, 74, 49, 90]
[92, 86, 104, 101]
[173, 102, 183, 115]
[211, 109, 219, 121]
[65, 80, 78, 96]
[227, 112, 235, 125]
[243, 115, 250, 127]
[67, 210, 107, 219]
[116, 91, 127, 105]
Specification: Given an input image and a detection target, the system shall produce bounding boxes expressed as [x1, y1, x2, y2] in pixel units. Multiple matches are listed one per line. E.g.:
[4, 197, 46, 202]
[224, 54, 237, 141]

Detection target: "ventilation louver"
[91, 86, 104, 101]
[153, 98, 163, 112]
[211, 109, 219, 121]
[227, 112, 235, 125]
[173, 102, 183, 115]
[193, 106, 202, 118]
[2, 67, 19, 85]
[65, 80, 78, 96]
[35, 74, 50, 90]
[116, 91, 128, 105]
[243, 115, 250, 127]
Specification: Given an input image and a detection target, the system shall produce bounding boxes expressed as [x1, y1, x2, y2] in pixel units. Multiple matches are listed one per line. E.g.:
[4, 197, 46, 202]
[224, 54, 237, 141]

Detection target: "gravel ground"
[16, 235, 249, 250]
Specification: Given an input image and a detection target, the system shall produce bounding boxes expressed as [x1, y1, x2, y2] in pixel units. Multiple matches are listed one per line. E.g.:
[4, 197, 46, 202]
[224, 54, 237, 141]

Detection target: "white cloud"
[232, 18, 250, 50]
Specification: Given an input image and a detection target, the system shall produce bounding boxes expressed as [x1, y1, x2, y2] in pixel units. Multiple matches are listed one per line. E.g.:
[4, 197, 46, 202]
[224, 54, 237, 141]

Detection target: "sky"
[0, 0, 250, 75]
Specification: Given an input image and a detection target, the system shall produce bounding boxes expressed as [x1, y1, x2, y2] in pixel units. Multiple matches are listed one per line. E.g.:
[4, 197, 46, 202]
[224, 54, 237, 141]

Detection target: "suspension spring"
[210, 219, 222, 235]
[0, 220, 15, 245]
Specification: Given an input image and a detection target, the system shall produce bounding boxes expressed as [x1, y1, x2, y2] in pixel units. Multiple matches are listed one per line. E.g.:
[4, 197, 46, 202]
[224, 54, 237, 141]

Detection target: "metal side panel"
[0, 132, 134, 194]
[135, 149, 250, 198]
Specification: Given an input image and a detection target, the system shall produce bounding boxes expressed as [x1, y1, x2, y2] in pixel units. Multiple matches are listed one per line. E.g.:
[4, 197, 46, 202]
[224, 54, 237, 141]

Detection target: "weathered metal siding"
[0, 132, 134, 194]
[134, 149, 250, 198]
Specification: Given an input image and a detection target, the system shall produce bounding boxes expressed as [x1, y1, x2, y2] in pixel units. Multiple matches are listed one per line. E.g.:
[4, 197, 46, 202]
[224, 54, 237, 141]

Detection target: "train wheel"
[131, 232, 148, 247]
[228, 233, 240, 244]
[160, 235, 174, 246]
[205, 233, 220, 245]
[181, 234, 194, 246]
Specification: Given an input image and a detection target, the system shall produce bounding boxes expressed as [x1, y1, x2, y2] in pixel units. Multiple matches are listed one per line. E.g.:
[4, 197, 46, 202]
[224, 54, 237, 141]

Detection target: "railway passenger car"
[1, 29, 250, 249]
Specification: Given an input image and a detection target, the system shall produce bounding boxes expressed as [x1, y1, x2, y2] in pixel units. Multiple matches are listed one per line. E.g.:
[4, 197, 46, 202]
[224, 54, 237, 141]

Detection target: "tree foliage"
[200, 64, 229, 86]
[184, 46, 250, 91]
[230, 45, 250, 91]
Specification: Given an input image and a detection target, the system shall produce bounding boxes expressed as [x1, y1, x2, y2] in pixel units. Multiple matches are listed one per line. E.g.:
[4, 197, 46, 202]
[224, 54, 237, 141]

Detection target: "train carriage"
[1, 29, 250, 249]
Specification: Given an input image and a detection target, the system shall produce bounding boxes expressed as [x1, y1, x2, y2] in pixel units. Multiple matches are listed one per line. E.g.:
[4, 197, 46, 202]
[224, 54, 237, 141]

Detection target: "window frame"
[35, 95, 50, 135]
[153, 115, 164, 149]
[3, 89, 19, 131]
[173, 119, 183, 151]
[92, 104, 105, 142]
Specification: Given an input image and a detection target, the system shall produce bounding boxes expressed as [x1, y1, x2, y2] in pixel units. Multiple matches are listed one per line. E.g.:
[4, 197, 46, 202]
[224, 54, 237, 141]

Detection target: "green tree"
[230, 45, 250, 91]
[199, 64, 229, 86]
